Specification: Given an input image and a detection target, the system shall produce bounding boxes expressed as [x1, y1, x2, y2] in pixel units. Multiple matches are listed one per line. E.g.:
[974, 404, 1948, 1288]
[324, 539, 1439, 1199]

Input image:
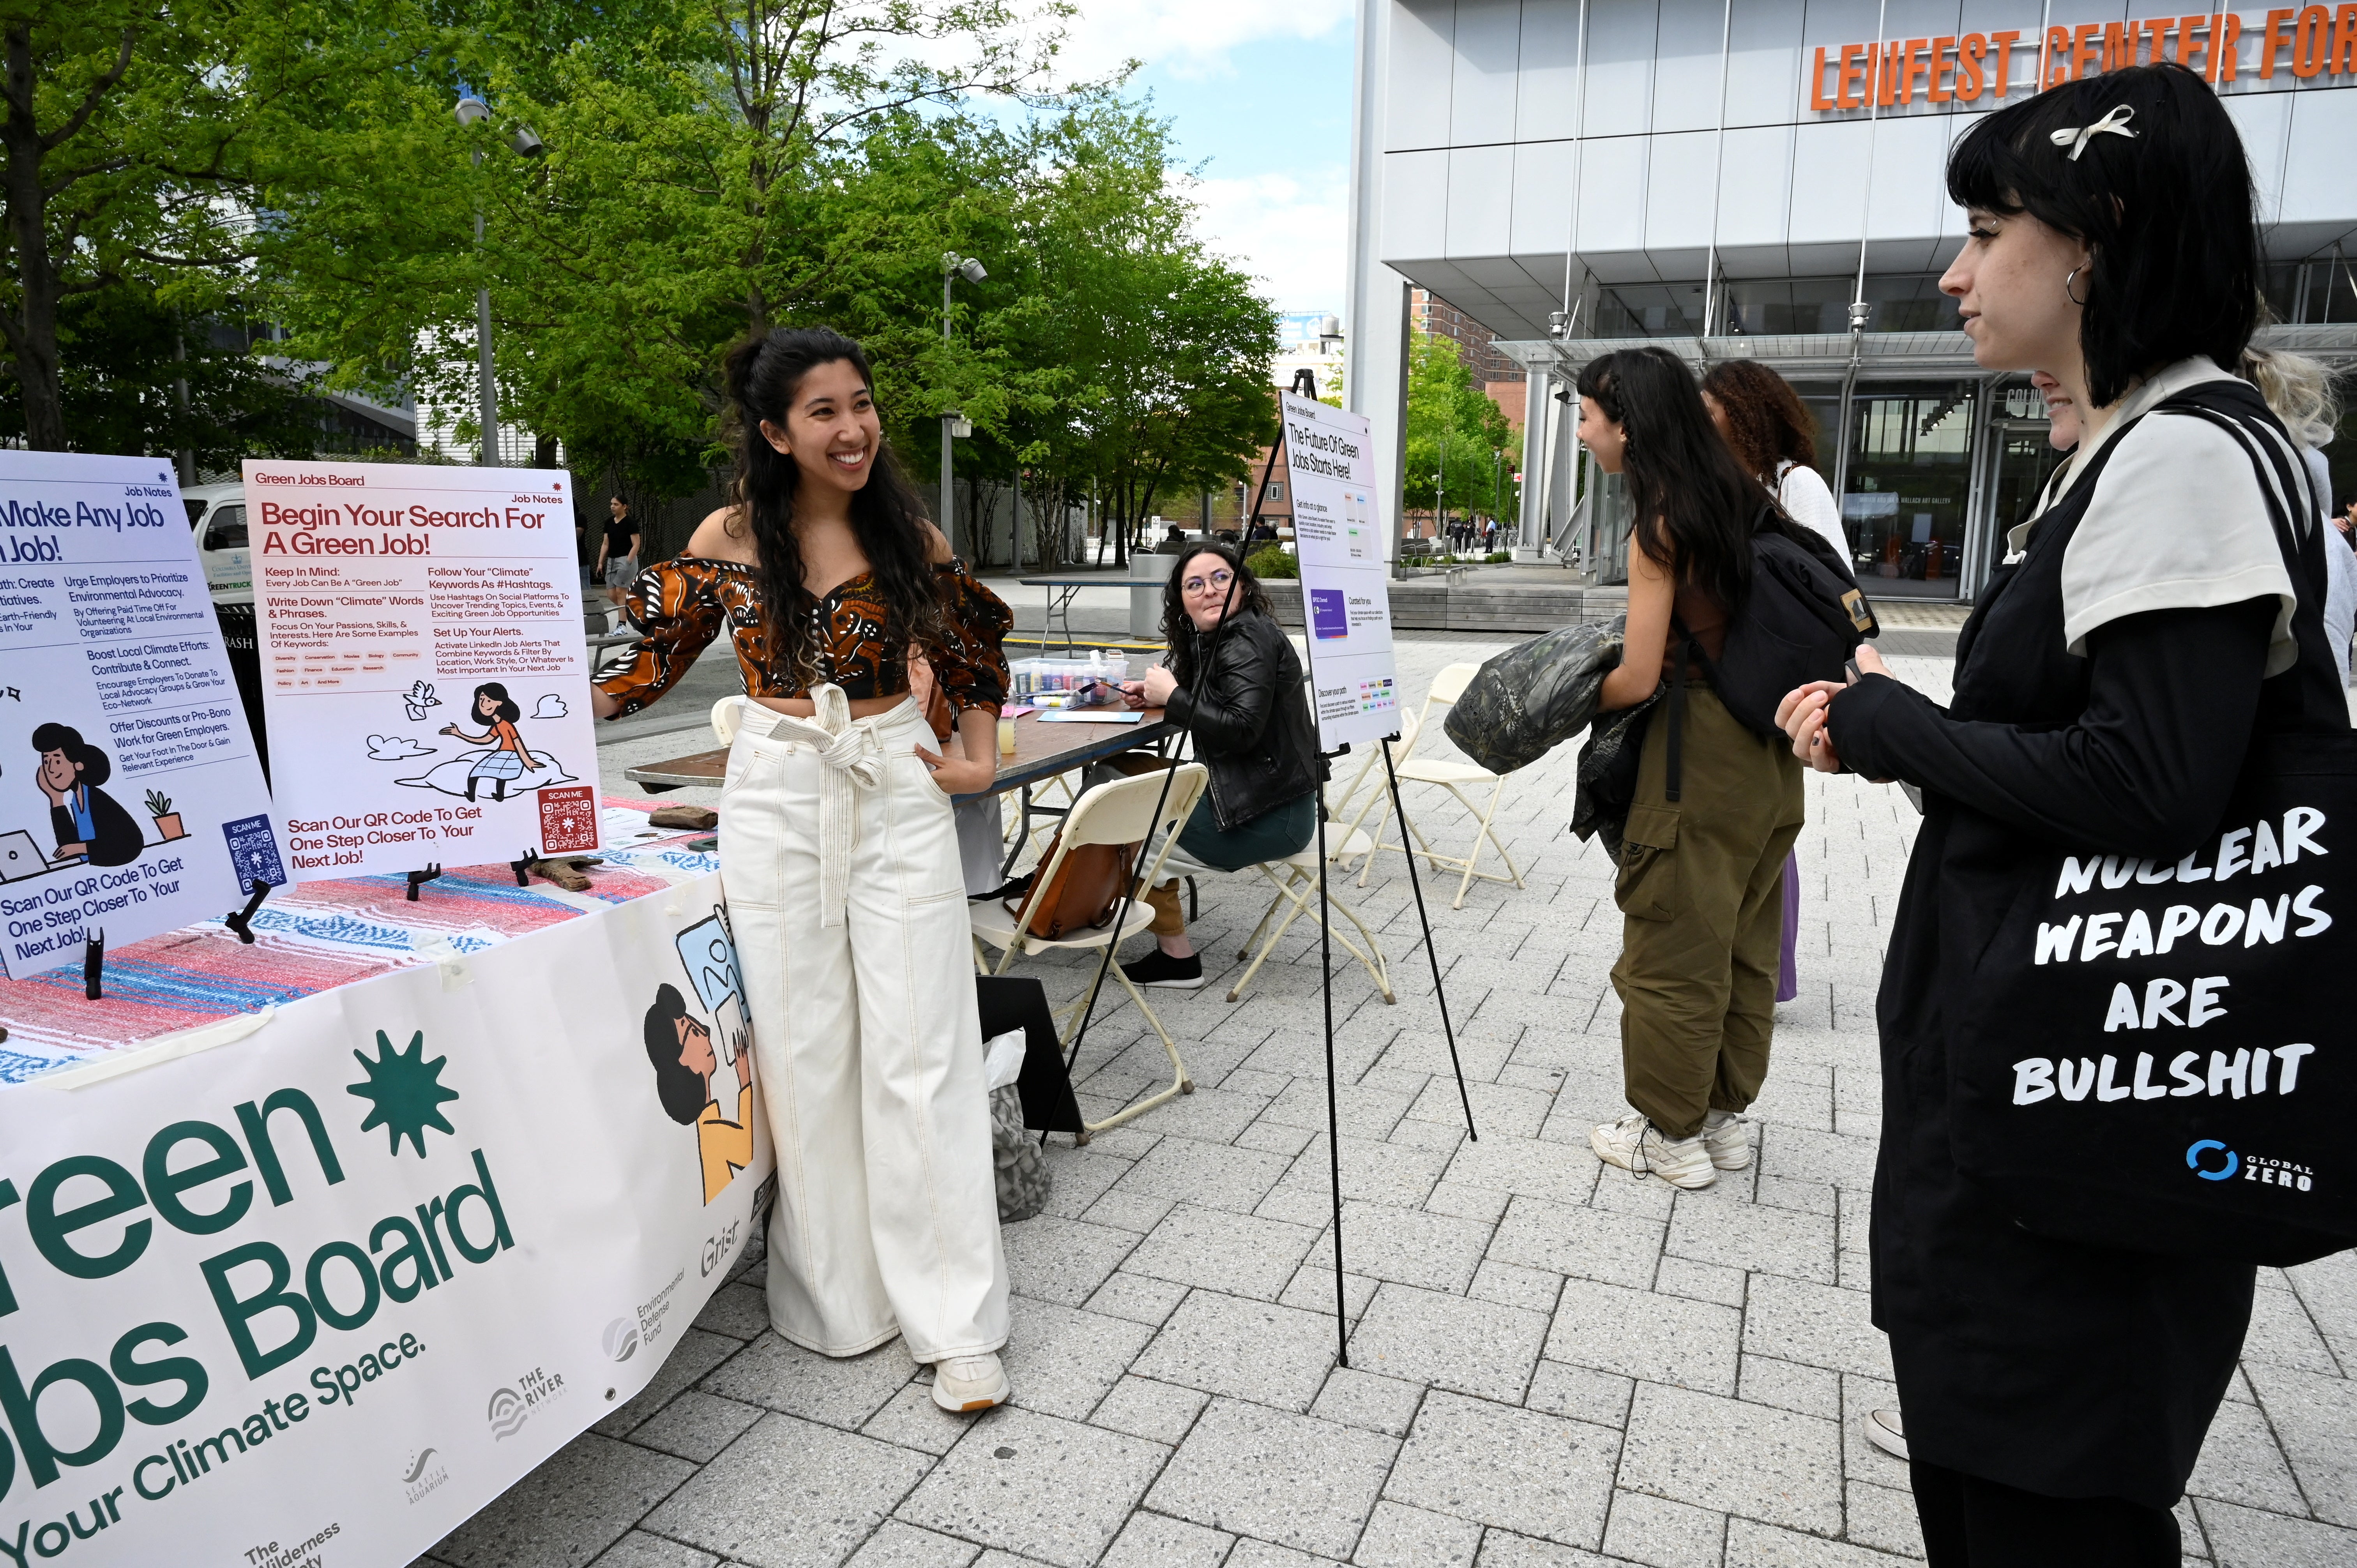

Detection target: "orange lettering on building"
[2335, 4, 2357, 73]
[2217, 12, 2244, 81]
[2261, 7, 2298, 74]
[1956, 32, 1988, 100]
[1810, 45, 1837, 109]
[1928, 35, 1957, 100]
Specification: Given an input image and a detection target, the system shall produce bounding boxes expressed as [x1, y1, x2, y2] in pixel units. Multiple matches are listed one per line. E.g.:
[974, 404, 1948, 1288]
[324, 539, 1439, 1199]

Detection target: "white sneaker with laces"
[1866, 1407, 1909, 1462]
[1701, 1110, 1753, 1170]
[930, 1353, 1010, 1413]
[1589, 1113, 1716, 1189]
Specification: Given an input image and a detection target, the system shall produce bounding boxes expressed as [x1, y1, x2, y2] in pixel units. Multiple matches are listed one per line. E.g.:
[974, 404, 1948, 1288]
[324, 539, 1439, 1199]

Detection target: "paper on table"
[1034, 709, 1143, 724]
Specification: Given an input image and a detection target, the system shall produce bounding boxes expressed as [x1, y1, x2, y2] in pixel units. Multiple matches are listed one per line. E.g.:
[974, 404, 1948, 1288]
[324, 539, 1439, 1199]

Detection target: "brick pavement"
[413, 634, 2357, 1568]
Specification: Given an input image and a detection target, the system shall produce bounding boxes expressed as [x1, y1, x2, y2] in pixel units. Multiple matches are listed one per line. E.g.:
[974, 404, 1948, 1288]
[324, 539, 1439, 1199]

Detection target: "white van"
[181, 480, 253, 599]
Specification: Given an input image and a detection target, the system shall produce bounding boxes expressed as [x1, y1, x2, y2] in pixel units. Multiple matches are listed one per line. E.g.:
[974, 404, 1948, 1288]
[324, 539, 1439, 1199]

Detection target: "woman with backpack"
[1778, 65, 2345, 1563]
[1580, 345, 1807, 1190]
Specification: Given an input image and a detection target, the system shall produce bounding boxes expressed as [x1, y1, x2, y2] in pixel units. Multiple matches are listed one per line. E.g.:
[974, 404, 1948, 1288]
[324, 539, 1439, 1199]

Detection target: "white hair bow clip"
[2050, 103, 2136, 161]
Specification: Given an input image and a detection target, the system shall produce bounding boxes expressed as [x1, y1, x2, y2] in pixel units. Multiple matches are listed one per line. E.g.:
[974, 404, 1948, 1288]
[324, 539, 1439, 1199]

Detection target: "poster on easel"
[1277, 392, 1401, 750]
[0, 452, 283, 977]
[243, 459, 601, 881]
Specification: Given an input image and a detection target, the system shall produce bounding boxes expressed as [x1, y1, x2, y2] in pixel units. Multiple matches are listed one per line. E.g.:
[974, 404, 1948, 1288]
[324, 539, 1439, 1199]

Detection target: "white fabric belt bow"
[758, 685, 889, 927]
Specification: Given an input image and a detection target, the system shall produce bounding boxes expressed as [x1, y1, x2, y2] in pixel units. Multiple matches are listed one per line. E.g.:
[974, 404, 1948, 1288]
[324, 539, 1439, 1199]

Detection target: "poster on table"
[0, 452, 283, 979]
[0, 871, 772, 1568]
[242, 459, 601, 881]
[1277, 392, 1401, 750]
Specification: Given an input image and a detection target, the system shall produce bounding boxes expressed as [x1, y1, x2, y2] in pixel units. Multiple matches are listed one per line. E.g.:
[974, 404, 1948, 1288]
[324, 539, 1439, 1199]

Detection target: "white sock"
[1704, 1109, 1737, 1128]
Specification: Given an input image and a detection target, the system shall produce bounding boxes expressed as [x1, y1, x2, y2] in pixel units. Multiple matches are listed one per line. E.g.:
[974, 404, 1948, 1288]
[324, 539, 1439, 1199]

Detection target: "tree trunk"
[2, 26, 65, 450]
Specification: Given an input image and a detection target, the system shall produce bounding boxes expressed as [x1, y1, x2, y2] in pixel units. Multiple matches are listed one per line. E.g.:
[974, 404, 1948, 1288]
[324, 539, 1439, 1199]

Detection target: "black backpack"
[1662, 505, 1878, 800]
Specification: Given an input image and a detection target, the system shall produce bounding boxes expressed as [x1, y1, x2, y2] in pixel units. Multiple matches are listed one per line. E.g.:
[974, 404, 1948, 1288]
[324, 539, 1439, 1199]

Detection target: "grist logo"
[603, 1318, 641, 1363]
[2187, 1139, 2315, 1192]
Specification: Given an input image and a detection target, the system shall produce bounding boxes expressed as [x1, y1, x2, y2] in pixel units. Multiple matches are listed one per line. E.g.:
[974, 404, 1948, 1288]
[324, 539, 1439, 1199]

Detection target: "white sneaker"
[930, 1353, 1010, 1413]
[1590, 1114, 1716, 1190]
[1701, 1110, 1753, 1170]
[1866, 1407, 1909, 1462]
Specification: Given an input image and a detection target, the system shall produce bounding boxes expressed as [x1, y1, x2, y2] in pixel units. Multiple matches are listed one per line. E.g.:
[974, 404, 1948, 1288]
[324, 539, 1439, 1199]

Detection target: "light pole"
[455, 95, 543, 467]
[940, 253, 986, 557]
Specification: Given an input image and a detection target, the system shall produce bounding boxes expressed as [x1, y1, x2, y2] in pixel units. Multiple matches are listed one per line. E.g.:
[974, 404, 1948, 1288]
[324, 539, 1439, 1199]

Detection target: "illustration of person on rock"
[644, 982, 755, 1203]
[438, 682, 544, 802]
[32, 722, 141, 866]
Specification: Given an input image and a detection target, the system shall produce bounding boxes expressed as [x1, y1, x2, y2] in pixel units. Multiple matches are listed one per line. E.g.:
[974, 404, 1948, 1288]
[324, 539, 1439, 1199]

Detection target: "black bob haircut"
[31, 722, 111, 787]
[1946, 62, 2259, 409]
[644, 984, 707, 1125]
[470, 682, 522, 724]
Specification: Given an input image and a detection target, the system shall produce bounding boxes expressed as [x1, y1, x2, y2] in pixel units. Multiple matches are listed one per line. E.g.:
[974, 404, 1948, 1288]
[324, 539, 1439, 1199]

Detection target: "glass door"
[1841, 384, 1976, 600]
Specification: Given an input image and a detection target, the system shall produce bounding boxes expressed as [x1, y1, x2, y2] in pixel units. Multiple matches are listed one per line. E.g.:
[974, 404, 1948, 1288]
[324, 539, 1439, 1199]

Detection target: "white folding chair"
[1168, 807, 1395, 1005]
[1354, 663, 1526, 909]
[711, 694, 746, 745]
[970, 764, 1210, 1138]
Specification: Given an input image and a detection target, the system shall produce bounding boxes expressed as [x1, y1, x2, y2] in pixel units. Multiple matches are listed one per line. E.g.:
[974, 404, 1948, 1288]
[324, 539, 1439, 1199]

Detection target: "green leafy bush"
[1246, 546, 1298, 580]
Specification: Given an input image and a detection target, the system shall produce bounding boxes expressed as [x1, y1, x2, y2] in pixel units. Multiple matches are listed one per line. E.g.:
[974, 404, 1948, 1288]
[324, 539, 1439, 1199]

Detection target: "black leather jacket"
[1164, 609, 1323, 830]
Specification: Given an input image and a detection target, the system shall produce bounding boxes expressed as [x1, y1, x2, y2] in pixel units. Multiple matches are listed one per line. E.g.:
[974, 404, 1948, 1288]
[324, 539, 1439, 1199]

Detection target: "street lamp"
[454, 94, 543, 467]
[940, 253, 986, 558]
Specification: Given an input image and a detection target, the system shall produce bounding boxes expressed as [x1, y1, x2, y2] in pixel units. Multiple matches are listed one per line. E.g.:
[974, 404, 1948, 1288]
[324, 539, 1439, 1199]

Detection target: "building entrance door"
[1840, 383, 1975, 600]
[1979, 422, 2068, 587]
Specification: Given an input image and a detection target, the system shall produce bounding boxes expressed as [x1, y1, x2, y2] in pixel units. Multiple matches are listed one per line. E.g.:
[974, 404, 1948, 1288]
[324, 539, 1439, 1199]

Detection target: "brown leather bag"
[1009, 833, 1137, 939]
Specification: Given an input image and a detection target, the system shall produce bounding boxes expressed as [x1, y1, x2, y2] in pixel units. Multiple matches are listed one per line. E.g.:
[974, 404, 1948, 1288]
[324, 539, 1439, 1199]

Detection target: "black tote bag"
[1949, 403, 2357, 1267]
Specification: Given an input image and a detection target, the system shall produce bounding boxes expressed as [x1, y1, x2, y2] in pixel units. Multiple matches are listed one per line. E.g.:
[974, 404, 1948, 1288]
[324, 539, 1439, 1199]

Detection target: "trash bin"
[1130, 549, 1177, 638]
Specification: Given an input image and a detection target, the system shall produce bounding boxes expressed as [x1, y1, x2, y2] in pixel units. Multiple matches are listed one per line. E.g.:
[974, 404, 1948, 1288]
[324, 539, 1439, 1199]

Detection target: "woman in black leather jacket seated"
[1115, 541, 1323, 988]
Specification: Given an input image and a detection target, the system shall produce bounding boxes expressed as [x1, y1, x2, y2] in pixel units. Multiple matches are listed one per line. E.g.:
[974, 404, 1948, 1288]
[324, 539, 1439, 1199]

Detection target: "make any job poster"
[1279, 392, 1401, 751]
[244, 460, 601, 881]
[0, 452, 282, 977]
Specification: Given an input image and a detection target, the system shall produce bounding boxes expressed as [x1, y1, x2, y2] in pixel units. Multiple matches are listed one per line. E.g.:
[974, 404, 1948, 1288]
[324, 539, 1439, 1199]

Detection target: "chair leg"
[1235, 884, 1285, 963]
[1226, 870, 1312, 1002]
[1187, 875, 1197, 923]
[1078, 970, 1193, 1134]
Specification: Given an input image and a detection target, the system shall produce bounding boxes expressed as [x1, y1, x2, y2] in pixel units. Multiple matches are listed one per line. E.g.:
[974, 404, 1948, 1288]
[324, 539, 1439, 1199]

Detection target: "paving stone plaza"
[415, 630, 2357, 1568]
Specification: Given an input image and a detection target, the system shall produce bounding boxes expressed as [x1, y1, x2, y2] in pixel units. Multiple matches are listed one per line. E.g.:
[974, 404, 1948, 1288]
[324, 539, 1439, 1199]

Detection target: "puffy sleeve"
[594, 561, 725, 719]
[930, 561, 1012, 715]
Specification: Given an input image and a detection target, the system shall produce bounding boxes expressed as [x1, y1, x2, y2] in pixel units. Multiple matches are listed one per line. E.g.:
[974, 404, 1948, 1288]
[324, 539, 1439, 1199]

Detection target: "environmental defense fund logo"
[2187, 1139, 2314, 1192]
[603, 1317, 641, 1362]
[486, 1366, 568, 1440]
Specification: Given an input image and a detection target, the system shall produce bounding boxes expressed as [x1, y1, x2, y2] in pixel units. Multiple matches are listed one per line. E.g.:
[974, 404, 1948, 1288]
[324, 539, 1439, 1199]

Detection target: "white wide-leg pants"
[721, 690, 1009, 1361]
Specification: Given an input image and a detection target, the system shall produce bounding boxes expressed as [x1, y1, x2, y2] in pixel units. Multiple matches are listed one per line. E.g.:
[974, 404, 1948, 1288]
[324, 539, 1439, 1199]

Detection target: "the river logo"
[603, 1317, 641, 1362]
[403, 1446, 450, 1503]
[486, 1386, 530, 1440]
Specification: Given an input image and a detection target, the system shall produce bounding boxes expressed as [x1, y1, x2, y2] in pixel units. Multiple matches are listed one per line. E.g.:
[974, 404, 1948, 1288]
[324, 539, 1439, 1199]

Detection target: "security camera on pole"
[940, 253, 986, 558]
[453, 95, 544, 466]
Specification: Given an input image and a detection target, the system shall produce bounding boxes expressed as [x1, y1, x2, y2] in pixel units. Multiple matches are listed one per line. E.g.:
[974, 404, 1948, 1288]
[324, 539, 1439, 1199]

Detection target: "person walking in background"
[1778, 65, 2344, 1564]
[1580, 346, 1806, 1190]
[596, 494, 641, 612]
[1697, 358, 1843, 1008]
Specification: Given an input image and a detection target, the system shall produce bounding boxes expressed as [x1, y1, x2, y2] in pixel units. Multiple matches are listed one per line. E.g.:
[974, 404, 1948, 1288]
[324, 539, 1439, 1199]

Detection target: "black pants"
[1911, 1460, 2179, 1567]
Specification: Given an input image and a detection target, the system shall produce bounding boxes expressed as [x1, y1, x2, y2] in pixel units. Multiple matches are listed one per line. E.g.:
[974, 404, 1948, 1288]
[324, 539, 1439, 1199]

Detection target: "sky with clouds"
[1045, 0, 1355, 320]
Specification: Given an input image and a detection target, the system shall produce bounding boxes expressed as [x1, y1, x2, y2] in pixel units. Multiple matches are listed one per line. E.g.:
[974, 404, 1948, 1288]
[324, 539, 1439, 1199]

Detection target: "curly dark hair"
[643, 984, 707, 1126]
[1700, 360, 1817, 482]
[30, 722, 110, 787]
[719, 326, 949, 688]
[1159, 541, 1275, 689]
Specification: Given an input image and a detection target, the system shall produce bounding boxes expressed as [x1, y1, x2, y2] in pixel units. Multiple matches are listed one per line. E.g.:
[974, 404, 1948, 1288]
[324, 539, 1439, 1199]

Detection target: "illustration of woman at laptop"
[643, 982, 754, 1204]
[438, 682, 543, 802]
[32, 722, 142, 867]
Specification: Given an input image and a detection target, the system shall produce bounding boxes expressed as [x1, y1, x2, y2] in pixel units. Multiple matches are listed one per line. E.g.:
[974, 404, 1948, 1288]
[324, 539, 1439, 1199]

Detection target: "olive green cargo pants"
[1610, 684, 1805, 1141]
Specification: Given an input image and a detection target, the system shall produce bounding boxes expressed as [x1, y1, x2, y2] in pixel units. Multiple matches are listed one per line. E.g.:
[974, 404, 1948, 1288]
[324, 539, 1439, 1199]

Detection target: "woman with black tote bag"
[1778, 66, 2348, 1565]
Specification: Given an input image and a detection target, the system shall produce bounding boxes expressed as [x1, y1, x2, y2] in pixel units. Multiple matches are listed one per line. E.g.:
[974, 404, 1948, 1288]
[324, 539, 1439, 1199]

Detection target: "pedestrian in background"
[2241, 349, 2352, 684]
[1580, 345, 1805, 1190]
[597, 494, 641, 612]
[1698, 358, 1846, 1006]
[1779, 64, 2344, 1565]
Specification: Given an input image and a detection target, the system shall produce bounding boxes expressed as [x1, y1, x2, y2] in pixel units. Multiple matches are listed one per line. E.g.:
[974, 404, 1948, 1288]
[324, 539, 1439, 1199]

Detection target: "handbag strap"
[1664, 616, 1697, 805]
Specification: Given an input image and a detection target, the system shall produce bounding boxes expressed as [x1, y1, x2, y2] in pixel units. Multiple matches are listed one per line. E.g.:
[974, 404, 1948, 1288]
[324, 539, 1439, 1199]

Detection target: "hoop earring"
[2064, 265, 2088, 306]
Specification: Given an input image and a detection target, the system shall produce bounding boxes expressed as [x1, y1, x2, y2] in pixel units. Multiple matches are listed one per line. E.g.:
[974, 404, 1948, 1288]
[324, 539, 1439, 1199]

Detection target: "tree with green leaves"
[1401, 328, 1518, 528]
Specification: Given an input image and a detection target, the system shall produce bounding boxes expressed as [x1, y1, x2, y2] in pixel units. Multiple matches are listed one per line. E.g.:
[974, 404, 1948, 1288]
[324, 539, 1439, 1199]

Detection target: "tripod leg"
[1384, 738, 1475, 1141]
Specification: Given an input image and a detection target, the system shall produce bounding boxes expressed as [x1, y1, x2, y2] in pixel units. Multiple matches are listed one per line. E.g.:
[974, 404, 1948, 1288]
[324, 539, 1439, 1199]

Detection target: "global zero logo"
[2186, 1139, 2314, 1192]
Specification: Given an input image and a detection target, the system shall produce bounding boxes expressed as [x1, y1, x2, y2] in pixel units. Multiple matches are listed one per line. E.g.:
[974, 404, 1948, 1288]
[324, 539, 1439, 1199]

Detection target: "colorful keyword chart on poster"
[1279, 391, 1401, 750]
[0, 452, 283, 978]
[244, 459, 601, 880]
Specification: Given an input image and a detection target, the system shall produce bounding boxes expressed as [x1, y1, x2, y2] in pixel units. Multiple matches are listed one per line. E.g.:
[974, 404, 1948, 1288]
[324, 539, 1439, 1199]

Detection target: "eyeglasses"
[1182, 569, 1235, 595]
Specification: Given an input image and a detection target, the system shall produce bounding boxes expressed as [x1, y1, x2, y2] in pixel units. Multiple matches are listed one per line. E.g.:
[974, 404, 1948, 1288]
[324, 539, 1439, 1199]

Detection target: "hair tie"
[2050, 103, 2136, 161]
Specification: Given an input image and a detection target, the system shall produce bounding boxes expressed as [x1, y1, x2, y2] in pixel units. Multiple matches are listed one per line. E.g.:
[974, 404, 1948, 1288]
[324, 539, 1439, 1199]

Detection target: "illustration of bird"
[402, 681, 442, 723]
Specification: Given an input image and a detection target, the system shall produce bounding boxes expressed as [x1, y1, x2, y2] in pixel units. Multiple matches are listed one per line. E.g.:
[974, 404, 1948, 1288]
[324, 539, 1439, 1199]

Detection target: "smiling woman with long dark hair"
[591, 325, 1018, 1415]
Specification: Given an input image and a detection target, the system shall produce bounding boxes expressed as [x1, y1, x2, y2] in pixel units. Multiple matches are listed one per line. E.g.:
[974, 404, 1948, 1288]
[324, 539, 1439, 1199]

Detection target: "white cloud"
[531, 693, 570, 719]
[368, 734, 437, 761]
[1188, 168, 1349, 316]
[1053, 0, 1354, 82]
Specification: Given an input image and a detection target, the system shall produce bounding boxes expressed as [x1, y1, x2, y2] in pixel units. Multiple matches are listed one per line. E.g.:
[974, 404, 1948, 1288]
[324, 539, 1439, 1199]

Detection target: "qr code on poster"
[537, 786, 600, 853]
[222, 814, 286, 892]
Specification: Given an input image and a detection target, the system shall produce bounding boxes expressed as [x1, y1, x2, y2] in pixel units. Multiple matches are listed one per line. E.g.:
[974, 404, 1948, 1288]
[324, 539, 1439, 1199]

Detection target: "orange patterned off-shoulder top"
[592, 556, 1013, 719]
